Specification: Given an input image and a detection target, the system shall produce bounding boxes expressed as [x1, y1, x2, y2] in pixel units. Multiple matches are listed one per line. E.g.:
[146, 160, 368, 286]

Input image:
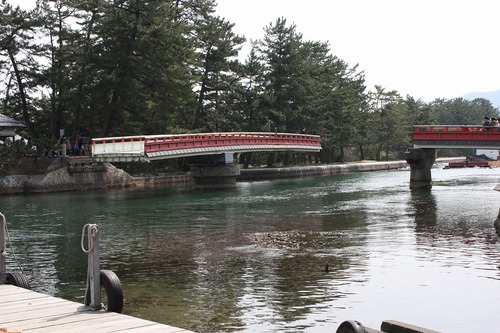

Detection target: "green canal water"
[2, 163, 500, 332]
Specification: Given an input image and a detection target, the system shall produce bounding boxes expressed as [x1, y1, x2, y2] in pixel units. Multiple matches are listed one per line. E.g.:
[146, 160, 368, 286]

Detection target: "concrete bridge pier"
[189, 153, 240, 189]
[404, 148, 436, 189]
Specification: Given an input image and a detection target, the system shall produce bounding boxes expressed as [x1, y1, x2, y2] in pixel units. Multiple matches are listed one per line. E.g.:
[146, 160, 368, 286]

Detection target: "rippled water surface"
[2, 163, 500, 332]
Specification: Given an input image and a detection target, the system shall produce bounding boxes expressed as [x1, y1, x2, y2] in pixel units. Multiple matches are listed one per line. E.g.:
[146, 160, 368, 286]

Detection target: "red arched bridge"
[412, 125, 500, 149]
[91, 132, 322, 163]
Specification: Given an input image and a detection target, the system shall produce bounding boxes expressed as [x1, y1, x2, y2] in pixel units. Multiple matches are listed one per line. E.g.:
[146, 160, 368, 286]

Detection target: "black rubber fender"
[336, 320, 367, 333]
[85, 269, 124, 313]
[5, 272, 31, 290]
[100, 269, 123, 313]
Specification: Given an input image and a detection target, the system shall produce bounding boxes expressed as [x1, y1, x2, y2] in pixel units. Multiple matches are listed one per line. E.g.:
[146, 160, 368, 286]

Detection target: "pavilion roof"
[0, 113, 25, 128]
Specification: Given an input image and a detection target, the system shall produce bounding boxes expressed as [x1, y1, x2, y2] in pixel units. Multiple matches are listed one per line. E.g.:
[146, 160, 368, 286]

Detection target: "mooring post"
[87, 224, 101, 310]
[0, 213, 6, 284]
[405, 148, 436, 189]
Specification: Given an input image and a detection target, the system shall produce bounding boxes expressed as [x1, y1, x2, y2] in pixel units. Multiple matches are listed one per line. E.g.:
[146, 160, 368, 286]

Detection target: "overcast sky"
[216, 0, 500, 102]
[10, 0, 500, 102]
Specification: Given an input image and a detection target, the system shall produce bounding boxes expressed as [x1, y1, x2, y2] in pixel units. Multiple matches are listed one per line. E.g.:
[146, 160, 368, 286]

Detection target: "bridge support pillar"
[189, 153, 240, 189]
[405, 148, 436, 189]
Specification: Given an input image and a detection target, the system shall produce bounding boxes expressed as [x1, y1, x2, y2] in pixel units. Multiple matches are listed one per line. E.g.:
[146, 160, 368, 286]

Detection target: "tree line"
[1, 0, 498, 165]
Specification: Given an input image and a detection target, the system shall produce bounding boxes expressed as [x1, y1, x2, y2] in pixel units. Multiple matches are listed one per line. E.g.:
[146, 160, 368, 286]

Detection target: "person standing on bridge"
[64, 137, 71, 155]
[492, 118, 500, 131]
[483, 117, 491, 131]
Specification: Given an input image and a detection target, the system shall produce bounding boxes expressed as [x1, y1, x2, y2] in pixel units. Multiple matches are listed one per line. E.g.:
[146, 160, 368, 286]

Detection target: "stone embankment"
[0, 158, 192, 195]
[0, 158, 417, 195]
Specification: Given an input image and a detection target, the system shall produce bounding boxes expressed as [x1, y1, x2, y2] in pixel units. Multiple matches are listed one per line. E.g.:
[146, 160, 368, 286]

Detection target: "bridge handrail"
[144, 133, 321, 154]
[413, 124, 494, 133]
[91, 132, 322, 159]
[91, 132, 321, 145]
[412, 124, 500, 150]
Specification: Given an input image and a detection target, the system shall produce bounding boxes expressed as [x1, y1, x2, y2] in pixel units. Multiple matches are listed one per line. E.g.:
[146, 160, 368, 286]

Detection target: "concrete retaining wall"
[238, 161, 408, 181]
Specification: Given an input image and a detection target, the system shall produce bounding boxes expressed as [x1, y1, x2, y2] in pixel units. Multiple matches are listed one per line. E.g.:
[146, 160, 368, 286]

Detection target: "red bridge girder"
[143, 132, 320, 153]
[91, 132, 321, 162]
[412, 125, 500, 149]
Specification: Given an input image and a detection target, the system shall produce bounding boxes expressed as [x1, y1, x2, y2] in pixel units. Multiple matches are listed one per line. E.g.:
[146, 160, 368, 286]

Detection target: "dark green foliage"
[191, 12, 245, 131]
[431, 97, 497, 126]
[0, 2, 46, 138]
[0, 2, 497, 167]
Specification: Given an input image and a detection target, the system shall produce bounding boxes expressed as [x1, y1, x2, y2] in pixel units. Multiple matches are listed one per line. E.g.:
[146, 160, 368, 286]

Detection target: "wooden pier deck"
[0, 284, 194, 333]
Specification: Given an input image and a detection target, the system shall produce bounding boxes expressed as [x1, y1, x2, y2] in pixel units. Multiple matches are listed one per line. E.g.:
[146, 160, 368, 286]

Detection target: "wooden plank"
[111, 324, 190, 333]
[0, 286, 36, 298]
[26, 315, 146, 333]
[365, 328, 384, 333]
[18, 313, 187, 333]
[63, 318, 154, 332]
[1, 296, 69, 313]
[6, 310, 118, 331]
[0, 285, 194, 333]
[3, 302, 85, 323]
[381, 320, 442, 333]
[2, 292, 74, 308]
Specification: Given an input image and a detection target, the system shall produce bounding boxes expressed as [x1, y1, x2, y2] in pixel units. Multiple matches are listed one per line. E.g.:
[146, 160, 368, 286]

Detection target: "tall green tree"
[191, 14, 245, 131]
[256, 17, 304, 133]
[37, 0, 91, 139]
[368, 86, 407, 160]
[319, 62, 367, 163]
[82, 0, 195, 136]
[252, 17, 369, 163]
[0, 2, 45, 139]
[406, 95, 435, 126]
[235, 47, 268, 132]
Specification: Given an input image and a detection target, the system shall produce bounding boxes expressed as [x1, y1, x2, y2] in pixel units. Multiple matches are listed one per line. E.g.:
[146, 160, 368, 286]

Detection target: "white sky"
[216, 0, 500, 102]
[9, 0, 500, 102]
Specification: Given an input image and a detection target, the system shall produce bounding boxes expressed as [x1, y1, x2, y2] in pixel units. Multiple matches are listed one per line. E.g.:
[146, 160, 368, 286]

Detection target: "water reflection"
[410, 189, 437, 229]
[2, 167, 500, 332]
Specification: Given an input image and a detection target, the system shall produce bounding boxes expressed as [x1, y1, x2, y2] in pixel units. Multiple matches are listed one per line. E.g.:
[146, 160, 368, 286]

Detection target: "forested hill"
[463, 90, 500, 109]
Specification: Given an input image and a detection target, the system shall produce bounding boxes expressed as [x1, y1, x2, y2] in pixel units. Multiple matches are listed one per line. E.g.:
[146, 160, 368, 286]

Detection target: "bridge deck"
[0, 284, 193, 333]
[413, 125, 500, 149]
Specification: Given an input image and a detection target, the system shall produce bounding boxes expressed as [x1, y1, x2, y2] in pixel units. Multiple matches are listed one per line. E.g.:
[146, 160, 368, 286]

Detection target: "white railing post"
[0, 213, 6, 284]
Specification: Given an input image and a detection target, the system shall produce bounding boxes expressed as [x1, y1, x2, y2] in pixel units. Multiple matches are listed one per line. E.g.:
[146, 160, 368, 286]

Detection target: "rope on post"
[81, 223, 98, 253]
[0, 212, 24, 273]
[0, 212, 30, 289]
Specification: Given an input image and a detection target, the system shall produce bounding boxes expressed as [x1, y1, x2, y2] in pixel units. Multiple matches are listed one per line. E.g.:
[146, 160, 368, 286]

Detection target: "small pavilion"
[0, 113, 26, 141]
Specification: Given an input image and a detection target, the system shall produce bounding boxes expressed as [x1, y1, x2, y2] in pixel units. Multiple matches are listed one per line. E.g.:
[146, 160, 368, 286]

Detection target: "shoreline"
[0, 157, 463, 195]
[238, 157, 463, 181]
